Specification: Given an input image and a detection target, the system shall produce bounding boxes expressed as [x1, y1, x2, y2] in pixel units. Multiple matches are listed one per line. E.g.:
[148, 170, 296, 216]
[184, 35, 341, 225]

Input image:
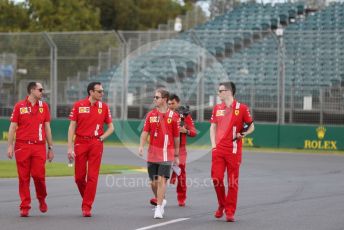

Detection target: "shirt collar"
[84, 97, 99, 106]
[221, 100, 236, 109]
[25, 96, 39, 106]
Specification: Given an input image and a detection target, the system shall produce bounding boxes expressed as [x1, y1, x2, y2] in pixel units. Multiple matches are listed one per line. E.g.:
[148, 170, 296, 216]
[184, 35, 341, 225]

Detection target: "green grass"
[0, 160, 143, 178]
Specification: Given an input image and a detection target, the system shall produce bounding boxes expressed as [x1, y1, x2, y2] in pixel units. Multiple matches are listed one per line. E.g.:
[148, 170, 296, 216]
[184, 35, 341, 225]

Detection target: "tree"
[27, 0, 101, 31]
[137, 0, 186, 30]
[89, 0, 187, 30]
[0, 0, 30, 32]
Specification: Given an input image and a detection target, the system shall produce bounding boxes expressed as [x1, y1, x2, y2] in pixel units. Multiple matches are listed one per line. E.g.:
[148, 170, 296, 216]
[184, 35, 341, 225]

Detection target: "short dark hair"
[27, 82, 37, 94]
[219, 81, 236, 96]
[87, 82, 101, 96]
[169, 93, 180, 102]
[156, 88, 169, 101]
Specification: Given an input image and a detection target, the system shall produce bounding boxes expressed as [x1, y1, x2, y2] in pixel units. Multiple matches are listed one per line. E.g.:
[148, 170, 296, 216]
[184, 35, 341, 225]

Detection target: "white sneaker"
[161, 199, 167, 215]
[154, 205, 163, 219]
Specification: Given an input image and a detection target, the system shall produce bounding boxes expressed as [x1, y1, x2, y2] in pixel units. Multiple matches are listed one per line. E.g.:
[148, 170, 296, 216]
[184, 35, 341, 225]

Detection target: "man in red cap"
[210, 81, 255, 222]
[139, 88, 180, 219]
[168, 94, 197, 207]
[67, 82, 114, 217]
[7, 81, 54, 217]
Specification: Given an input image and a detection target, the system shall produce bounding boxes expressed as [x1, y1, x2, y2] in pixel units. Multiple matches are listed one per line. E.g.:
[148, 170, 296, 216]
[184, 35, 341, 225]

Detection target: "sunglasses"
[154, 96, 162, 100]
[218, 89, 228, 93]
[94, 90, 104, 94]
[36, 88, 44, 92]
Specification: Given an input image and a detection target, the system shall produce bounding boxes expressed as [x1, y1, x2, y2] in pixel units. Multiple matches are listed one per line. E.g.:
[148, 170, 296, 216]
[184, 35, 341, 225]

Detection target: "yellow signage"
[304, 126, 337, 150]
[242, 137, 254, 147]
[316, 126, 326, 139]
[3, 131, 8, 140]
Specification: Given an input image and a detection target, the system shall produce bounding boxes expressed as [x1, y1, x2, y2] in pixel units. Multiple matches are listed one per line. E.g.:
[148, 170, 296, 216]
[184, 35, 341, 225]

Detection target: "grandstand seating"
[65, 2, 344, 123]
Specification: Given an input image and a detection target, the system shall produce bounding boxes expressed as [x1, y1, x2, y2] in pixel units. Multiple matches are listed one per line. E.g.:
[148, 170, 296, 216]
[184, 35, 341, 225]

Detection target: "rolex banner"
[0, 118, 343, 151]
[278, 125, 344, 151]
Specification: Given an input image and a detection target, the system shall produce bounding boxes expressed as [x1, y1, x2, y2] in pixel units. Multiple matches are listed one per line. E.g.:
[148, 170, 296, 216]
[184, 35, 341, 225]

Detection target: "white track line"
[135, 218, 190, 230]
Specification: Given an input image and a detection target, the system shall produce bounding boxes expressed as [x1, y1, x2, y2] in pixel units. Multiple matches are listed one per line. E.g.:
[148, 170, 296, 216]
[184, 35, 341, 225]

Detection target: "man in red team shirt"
[210, 81, 255, 222]
[168, 94, 196, 207]
[7, 82, 54, 217]
[139, 89, 180, 219]
[67, 82, 114, 217]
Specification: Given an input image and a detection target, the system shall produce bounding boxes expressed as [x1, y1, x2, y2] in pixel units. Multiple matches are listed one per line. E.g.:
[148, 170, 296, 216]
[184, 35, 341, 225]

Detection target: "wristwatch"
[48, 146, 53, 150]
[99, 137, 104, 142]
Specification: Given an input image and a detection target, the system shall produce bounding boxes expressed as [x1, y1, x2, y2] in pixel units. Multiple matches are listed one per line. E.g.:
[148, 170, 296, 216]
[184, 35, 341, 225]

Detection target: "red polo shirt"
[143, 109, 180, 162]
[210, 100, 253, 156]
[10, 97, 51, 142]
[69, 98, 112, 137]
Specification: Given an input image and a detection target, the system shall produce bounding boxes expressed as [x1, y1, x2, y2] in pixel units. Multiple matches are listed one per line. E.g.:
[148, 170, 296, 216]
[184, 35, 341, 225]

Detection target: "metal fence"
[0, 30, 343, 125]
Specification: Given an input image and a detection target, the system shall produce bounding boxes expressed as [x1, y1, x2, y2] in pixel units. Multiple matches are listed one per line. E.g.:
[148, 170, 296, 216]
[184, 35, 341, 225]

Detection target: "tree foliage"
[0, 0, 197, 32]
[27, 0, 101, 31]
[0, 0, 30, 32]
[89, 0, 188, 31]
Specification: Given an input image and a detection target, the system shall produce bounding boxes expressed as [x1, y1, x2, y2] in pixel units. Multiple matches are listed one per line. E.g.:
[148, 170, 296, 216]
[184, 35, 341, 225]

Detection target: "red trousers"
[211, 148, 240, 216]
[74, 138, 103, 211]
[170, 164, 187, 203]
[15, 142, 47, 210]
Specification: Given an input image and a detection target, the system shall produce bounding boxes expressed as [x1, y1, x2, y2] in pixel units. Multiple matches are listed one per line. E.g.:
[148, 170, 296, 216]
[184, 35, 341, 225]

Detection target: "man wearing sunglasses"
[139, 89, 180, 219]
[67, 82, 114, 217]
[210, 81, 255, 222]
[7, 82, 54, 217]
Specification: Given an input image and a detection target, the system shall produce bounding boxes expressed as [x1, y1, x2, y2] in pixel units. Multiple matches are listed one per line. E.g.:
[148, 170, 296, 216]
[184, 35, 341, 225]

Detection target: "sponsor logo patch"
[216, 110, 225, 116]
[150, 116, 158, 123]
[79, 107, 90, 113]
[20, 107, 29, 114]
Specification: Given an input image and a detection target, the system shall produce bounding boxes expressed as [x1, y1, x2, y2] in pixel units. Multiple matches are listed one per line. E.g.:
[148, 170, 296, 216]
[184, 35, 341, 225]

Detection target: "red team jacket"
[143, 109, 180, 162]
[10, 97, 51, 143]
[210, 100, 253, 162]
[69, 98, 112, 137]
[179, 114, 197, 164]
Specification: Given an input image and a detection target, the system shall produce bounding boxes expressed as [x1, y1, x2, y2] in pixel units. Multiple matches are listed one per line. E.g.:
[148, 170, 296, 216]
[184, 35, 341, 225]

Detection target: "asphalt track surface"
[1, 142, 344, 230]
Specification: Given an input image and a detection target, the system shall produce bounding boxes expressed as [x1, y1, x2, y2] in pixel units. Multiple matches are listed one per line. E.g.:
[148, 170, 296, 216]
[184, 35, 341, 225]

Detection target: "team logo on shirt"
[79, 107, 90, 113]
[20, 107, 29, 114]
[39, 108, 44, 113]
[150, 116, 158, 123]
[98, 109, 102, 114]
[216, 110, 225, 116]
[167, 118, 172, 124]
[235, 110, 239, 116]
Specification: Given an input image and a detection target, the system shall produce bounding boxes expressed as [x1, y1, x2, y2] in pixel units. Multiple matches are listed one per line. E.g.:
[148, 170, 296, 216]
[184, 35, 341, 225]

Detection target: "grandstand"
[1, 1, 343, 124]
[80, 2, 343, 124]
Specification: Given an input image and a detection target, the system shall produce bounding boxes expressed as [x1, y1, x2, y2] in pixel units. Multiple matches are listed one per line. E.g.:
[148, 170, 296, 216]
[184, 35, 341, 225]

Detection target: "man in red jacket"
[210, 81, 255, 222]
[139, 89, 180, 219]
[67, 82, 114, 217]
[168, 94, 197, 207]
[7, 82, 54, 217]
